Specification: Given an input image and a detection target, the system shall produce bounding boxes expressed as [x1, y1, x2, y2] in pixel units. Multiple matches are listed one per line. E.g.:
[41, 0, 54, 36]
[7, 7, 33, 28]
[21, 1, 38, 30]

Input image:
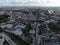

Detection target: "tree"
[27, 36, 33, 44]
[48, 20, 60, 33]
[23, 24, 31, 36]
[0, 27, 3, 33]
[0, 15, 10, 23]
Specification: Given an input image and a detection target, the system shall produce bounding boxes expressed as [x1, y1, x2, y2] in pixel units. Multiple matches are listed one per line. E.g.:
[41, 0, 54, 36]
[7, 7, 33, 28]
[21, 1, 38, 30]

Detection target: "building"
[13, 28, 23, 36]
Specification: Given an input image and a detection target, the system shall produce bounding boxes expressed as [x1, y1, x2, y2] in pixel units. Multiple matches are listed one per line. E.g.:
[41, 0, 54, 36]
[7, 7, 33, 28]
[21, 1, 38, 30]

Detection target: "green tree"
[0, 15, 10, 23]
[23, 24, 31, 36]
[27, 36, 33, 44]
[0, 27, 3, 33]
[48, 20, 60, 33]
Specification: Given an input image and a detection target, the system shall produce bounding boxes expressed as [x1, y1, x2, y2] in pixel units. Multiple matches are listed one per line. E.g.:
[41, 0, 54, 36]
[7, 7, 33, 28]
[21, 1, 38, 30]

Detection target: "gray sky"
[0, 0, 60, 7]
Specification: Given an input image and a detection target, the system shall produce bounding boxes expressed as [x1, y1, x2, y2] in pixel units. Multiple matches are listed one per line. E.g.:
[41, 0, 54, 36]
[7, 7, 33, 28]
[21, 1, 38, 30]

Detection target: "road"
[1, 32, 16, 45]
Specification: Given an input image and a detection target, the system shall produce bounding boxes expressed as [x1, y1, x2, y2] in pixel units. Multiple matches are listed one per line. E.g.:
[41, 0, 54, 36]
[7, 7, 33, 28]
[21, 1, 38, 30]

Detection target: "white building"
[14, 24, 26, 29]
[48, 10, 54, 14]
[13, 28, 23, 36]
[6, 24, 13, 29]
[30, 30, 35, 35]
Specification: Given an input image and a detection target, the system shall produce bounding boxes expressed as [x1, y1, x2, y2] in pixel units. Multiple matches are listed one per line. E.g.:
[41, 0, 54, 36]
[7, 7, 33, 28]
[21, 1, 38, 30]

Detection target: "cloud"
[0, 0, 60, 7]
[0, 0, 14, 4]
[14, 0, 48, 3]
